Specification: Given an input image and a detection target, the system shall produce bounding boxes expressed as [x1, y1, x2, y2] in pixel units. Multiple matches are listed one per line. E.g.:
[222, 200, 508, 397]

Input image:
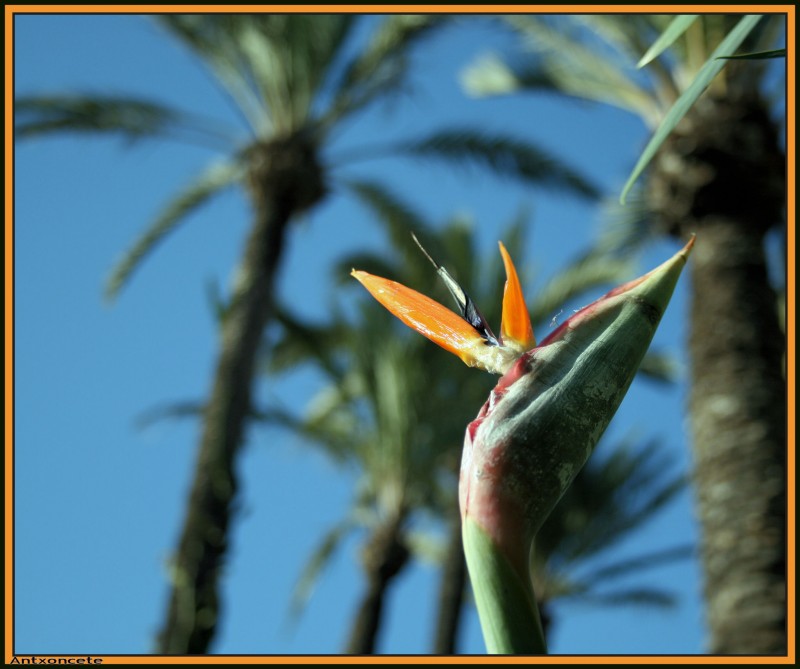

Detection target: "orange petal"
[498, 242, 535, 351]
[351, 270, 489, 367]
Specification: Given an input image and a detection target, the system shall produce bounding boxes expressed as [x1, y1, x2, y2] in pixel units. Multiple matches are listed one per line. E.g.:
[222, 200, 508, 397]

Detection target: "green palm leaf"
[463, 15, 659, 120]
[717, 48, 786, 60]
[105, 159, 244, 300]
[235, 15, 356, 133]
[338, 15, 441, 91]
[637, 15, 700, 68]
[265, 307, 348, 379]
[620, 14, 763, 203]
[400, 129, 600, 199]
[14, 94, 227, 147]
[570, 15, 653, 63]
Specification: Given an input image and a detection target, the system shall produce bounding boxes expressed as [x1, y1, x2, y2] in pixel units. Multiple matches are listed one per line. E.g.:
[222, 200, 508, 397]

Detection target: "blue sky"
[11, 12, 721, 656]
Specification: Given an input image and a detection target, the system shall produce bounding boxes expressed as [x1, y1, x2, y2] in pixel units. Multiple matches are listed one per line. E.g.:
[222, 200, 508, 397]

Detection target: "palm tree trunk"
[686, 223, 786, 655]
[344, 514, 410, 654]
[431, 512, 467, 654]
[648, 90, 786, 655]
[157, 137, 325, 654]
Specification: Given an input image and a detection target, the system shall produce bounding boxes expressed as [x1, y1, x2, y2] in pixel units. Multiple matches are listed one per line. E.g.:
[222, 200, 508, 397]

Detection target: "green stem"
[462, 517, 547, 655]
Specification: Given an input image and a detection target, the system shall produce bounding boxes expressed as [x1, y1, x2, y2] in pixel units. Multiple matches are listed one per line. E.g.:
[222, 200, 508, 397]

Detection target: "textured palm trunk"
[344, 514, 410, 654]
[650, 90, 786, 654]
[431, 511, 468, 654]
[157, 137, 325, 654]
[686, 224, 786, 654]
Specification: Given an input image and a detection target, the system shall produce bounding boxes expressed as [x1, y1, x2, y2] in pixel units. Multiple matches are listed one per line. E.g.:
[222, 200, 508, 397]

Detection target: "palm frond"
[569, 14, 654, 64]
[536, 438, 685, 566]
[566, 587, 677, 608]
[321, 15, 445, 130]
[562, 455, 686, 563]
[264, 306, 348, 379]
[14, 94, 228, 148]
[578, 544, 695, 584]
[157, 15, 268, 133]
[105, 158, 244, 301]
[638, 15, 700, 68]
[460, 52, 560, 98]
[597, 187, 659, 257]
[620, 14, 764, 203]
[477, 208, 531, 316]
[731, 14, 786, 85]
[438, 215, 481, 294]
[134, 397, 295, 430]
[338, 15, 443, 92]
[134, 400, 205, 429]
[501, 15, 660, 121]
[718, 48, 786, 60]
[343, 178, 439, 277]
[399, 129, 600, 199]
[288, 517, 358, 622]
[290, 382, 368, 463]
[234, 15, 356, 133]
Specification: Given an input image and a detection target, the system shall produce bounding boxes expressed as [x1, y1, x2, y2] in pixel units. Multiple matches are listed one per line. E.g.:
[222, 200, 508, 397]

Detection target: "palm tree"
[531, 437, 691, 642]
[269, 189, 688, 653]
[462, 13, 787, 654]
[15, 14, 600, 654]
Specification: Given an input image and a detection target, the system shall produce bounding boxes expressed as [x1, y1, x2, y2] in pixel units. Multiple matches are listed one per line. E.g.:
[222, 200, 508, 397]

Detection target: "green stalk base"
[462, 517, 547, 655]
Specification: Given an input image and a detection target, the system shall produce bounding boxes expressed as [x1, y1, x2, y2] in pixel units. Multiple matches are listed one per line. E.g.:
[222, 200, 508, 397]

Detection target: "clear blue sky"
[14, 13, 709, 656]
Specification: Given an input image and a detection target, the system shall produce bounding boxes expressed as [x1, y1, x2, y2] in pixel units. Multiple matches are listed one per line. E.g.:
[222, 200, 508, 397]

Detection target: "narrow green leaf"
[501, 15, 659, 118]
[717, 48, 786, 60]
[621, 14, 763, 204]
[105, 159, 244, 301]
[636, 15, 699, 68]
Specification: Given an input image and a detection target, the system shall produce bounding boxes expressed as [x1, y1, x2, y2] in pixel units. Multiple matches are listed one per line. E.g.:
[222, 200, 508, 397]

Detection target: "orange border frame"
[4, 4, 795, 665]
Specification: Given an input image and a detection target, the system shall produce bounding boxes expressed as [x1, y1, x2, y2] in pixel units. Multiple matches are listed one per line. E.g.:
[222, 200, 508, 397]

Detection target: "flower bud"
[460, 237, 694, 578]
